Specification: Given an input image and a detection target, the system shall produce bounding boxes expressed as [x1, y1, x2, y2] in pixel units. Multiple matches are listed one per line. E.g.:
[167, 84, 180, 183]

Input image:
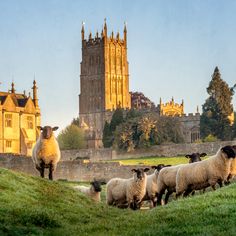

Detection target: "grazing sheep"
[176, 146, 236, 197]
[156, 153, 207, 205]
[186, 152, 207, 163]
[225, 145, 236, 185]
[74, 180, 106, 202]
[32, 126, 60, 180]
[143, 164, 168, 208]
[106, 168, 149, 210]
[156, 164, 186, 205]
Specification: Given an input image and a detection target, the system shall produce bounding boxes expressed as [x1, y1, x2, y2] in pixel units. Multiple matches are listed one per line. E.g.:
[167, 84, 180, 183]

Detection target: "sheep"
[224, 145, 236, 185]
[106, 167, 150, 210]
[156, 164, 186, 205]
[74, 180, 106, 202]
[143, 164, 169, 208]
[176, 145, 236, 198]
[32, 126, 61, 180]
[156, 153, 207, 205]
[186, 152, 207, 163]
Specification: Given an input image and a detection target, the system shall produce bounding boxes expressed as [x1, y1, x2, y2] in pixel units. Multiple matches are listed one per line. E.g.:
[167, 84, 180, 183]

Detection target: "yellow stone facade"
[0, 81, 41, 156]
[159, 97, 184, 116]
[79, 20, 131, 148]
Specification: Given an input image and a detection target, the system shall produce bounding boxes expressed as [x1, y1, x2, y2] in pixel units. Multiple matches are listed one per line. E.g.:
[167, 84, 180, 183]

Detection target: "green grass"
[1, 168, 236, 235]
[106, 156, 208, 166]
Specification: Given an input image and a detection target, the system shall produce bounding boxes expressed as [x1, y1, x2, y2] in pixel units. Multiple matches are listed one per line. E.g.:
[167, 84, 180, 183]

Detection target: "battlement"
[81, 19, 127, 48]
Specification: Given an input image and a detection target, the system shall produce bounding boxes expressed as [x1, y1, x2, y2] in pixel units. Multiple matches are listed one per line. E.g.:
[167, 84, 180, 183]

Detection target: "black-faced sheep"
[176, 146, 235, 197]
[186, 152, 207, 163]
[32, 126, 60, 180]
[74, 180, 106, 202]
[143, 164, 168, 208]
[106, 167, 149, 210]
[156, 153, 207, 205]
[225, 145, 236, 185]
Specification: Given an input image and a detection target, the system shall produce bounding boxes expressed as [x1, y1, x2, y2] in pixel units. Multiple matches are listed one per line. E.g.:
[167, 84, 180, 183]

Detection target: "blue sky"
[0, 0, 236, 133]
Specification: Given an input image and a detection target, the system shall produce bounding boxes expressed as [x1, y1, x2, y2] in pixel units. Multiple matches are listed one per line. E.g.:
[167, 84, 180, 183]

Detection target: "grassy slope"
[0, 168, 236, 236]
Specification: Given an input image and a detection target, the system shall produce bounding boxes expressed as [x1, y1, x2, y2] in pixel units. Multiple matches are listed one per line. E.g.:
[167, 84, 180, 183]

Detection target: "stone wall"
[61, 141, 236, 162]
[0, 155, 149, 182]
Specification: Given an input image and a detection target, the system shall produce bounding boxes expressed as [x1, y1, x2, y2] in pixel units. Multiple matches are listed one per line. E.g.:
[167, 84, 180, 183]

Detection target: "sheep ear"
[52, 126, 59, 131]
[37, 126, 43, 131]
[200, 153, 207, 157]
[151, 166, 157, 169]
[144, 168, 150, 172]
[185, 155, 191, 158]
[156, 164, 164, 171]
[131, 169, 137, 172]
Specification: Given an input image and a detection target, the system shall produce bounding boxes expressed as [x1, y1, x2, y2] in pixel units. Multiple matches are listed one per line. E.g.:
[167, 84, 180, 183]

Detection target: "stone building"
[0, 81, 41, 155]
[79, 20, 131, 148]
[158, 97, 200, 143]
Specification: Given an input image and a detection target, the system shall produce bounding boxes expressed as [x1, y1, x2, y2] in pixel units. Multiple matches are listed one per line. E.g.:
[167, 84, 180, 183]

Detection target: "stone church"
[79, 20, 131, 148]
[0, 81, 41, 155]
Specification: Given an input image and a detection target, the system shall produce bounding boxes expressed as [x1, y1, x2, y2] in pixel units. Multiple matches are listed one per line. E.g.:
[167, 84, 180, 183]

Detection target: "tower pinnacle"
[81, 21, 85, 40]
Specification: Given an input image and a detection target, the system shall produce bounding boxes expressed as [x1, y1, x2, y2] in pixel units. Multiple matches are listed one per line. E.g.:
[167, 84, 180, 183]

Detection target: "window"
[6, 140, 12, 148]
[5, 114, 12, 127]
[27, 116, 33, 129]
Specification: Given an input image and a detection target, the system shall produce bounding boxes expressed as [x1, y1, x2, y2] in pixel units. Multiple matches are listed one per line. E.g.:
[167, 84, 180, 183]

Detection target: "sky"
[0, 0, 236, 134]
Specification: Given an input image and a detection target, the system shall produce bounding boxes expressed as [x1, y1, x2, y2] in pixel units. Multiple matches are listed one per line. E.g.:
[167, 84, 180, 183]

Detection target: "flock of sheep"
[31, 125, 236, 210]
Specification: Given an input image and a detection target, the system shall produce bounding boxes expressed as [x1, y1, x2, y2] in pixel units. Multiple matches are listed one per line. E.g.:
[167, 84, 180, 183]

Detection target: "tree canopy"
[200, 67, 235, 140]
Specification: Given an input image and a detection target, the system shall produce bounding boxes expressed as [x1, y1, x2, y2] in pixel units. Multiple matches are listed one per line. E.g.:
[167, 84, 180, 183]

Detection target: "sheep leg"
[217, 180, 223, 188]
[49, 163, 54, 180]
[156, 190, 165, 205]
[164, 190, 172, 204]
[39, 161, 45, 178]
[183, 188, 192, 197]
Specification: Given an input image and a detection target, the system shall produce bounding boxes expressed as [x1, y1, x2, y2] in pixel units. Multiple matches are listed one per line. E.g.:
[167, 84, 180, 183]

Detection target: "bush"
[203, 134, 218, 142]
[57, 125, 85, 150]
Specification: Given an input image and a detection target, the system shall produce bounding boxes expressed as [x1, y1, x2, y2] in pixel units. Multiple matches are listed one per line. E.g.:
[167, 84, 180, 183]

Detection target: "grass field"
[0, 168, 236, 235]
[106, 155, 209, 166]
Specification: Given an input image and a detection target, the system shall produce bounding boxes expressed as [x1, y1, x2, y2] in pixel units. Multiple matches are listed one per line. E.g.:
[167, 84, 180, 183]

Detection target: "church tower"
[79, 20, 131, 148]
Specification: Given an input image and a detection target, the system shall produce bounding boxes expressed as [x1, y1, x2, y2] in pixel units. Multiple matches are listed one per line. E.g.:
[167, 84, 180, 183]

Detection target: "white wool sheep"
[143, 164, 168, 208]
[176, 146, 236, 197]
[156, 164, 186, 205]
[106, 168, 149, 210]
[32, 126, 61, 180]
[74, 180, 105, 202]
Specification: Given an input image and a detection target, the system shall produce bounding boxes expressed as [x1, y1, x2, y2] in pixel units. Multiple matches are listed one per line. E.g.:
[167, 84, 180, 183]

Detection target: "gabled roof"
[0, 91, 32, 108]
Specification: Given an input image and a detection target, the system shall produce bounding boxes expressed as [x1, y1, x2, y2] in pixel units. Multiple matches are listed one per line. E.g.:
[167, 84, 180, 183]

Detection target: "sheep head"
[221, 146, 236, 159]
[185, 153, 207, 163]
[131, 168, 149, 181]
[37, 126, 59, 139]
[90, 180, 106, 192]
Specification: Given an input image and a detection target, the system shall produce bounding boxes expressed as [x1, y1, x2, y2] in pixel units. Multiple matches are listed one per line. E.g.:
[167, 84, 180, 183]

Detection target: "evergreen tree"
[200, 67, 235, 140]
[110, 108, 124, 132]
[102, 121, 113, 148]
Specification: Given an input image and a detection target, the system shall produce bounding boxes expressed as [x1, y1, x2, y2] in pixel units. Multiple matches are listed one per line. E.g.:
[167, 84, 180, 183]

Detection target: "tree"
[57, 124, 85, 150]
[200, 67, 235, 140]
[110, 108, 124, 132]
[102, 121, 113, 148]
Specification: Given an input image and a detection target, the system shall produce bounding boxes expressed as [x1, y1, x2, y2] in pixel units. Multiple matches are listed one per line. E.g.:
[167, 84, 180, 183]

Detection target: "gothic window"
[6, 140, 12, 148]
[5, 114, 12, 127]
[27, 116, 33, 129]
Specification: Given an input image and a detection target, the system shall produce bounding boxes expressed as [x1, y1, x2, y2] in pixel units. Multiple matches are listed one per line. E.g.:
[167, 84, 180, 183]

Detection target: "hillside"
[0, 168, 236, 236]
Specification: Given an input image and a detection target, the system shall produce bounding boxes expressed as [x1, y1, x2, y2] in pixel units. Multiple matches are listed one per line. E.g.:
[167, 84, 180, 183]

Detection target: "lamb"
[156, 152, 207, 205]
[32, 126, 61, 180]
[143, 164, 168, 208]
[176, 145, 236, 197]
[106, 167, 149, 210]
[74, 180, 106, 202]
